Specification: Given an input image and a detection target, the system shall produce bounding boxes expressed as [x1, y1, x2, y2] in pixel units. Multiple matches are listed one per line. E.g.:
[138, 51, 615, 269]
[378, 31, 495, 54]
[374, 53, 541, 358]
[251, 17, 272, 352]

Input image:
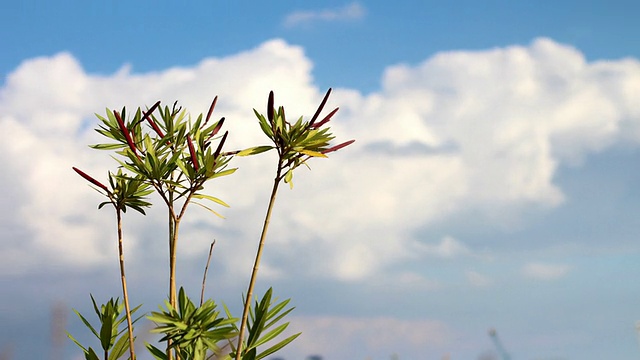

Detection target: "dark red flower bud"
[322, 139, 355, 154]
[267, 91, 275, 122]
[72, 167, 109, 192]
[142, 101, 164, 137]
[311, 107, 339, 129]
[204, 96, 218, 125]
[171, 101, 182, 116]
[309, 88, 332, 127]
[211, 117, 225, 137]
[142, 101, 161, 122]
[187, 135, 199, 171]
[204, 118, 225, 150]
[147, 118, 165, 138]
[214, 131, 228, 160]
[114, 110, 139, 158]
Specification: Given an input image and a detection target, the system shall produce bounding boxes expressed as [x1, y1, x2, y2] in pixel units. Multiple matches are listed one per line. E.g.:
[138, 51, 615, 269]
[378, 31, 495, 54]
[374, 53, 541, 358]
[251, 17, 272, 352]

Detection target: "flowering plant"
[69, 89, 353, 360]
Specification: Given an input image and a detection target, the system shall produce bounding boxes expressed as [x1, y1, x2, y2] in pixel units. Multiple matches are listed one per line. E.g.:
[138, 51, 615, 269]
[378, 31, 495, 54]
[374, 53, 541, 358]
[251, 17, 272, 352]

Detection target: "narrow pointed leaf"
[299, 149, 327, 158]
[237, 146, 273, 156]
[192, 201, 225, 218]
[255, 333, 301, 360]
[192, 193, 230, 207]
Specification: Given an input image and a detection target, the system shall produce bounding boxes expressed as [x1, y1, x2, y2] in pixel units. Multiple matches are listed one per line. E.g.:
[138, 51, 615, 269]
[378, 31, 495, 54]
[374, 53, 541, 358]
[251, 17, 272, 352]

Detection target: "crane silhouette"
[488, 328, 511, 360]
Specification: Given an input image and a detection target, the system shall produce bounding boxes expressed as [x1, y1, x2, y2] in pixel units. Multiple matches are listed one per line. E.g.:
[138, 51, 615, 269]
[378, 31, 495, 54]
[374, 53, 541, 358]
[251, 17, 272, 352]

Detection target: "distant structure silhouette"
[488, 328, 511, 360]
[50, 302, 68, 360]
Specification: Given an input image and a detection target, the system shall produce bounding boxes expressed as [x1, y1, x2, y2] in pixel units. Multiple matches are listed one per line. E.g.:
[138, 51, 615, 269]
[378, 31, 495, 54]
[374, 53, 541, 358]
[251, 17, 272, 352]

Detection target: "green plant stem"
[169, 216, 180, 308]
[167, 189, 176, 360]
[166, 185, 197, 360]
[116, 209, 136, 360]
[235, 163, 283, 360]
[201, 240, 216, 306]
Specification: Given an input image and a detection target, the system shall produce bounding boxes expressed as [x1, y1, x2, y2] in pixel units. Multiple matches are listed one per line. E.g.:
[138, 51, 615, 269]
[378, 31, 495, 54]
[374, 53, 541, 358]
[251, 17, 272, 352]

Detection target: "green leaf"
[90, 295, 102, 320]
[237, 146, 273, 156]
[145, 343, 168, 360]
[283, 170, 293, 189]
[175, 157, 190, 177]
[192, 193, 230, 207]
[108, 333, 131, 360]
[299, 149, 327, 158]
[67, 332, 89, 354]
[211, 168, 237, 179]
[255, 333, 301, 360]
[265, 306, 294, 330]
[90, 143, 126, 150]
[85, 347, 100, 360]
[73, 309, 100, 339]
[99, 308, 114, 350]
[250, 322, 289, 350]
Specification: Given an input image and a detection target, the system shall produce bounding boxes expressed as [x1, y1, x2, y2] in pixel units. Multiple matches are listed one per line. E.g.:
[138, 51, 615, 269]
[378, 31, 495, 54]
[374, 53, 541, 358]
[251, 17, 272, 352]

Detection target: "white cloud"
[280, 316, 455, 359]
[418, 236, 472, 258]
[522, 262, 571, 280]
[283, 2, 365, 28]
[2, 37, 640, 284]
[466, 270, 493, 287]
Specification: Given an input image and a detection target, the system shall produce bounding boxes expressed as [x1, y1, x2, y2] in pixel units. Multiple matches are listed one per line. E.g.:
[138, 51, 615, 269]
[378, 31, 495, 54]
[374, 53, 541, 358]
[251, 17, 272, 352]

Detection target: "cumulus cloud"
[522, 262, 571, 280]
[283, 2, 366, 28]
[2, 37, 640, 285]
[0, 39, 319, 276]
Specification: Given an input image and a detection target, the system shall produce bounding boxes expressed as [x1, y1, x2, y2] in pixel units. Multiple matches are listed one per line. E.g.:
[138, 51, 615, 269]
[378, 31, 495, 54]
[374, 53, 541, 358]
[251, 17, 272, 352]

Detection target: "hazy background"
[2, 1, 640, 359]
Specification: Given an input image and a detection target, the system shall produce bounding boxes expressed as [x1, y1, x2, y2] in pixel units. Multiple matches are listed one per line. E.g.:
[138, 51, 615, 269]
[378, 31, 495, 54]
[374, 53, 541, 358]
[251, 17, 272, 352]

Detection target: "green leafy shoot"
[68, 295, 143, 360]
[230, 288, 300, 360]
[250, 88, 354, 189]
[147, 288, 238, 360]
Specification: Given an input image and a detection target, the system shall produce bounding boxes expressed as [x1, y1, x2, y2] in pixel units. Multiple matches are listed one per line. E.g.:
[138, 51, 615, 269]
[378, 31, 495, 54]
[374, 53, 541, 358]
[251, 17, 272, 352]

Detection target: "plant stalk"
[167, 206, 176, 360]
[166, 181, 176, 360]
[169, 216, 180, 308]
[201, 240, 216, 306]
[116, 209, 136, 360]
[235, 164, 283, 360]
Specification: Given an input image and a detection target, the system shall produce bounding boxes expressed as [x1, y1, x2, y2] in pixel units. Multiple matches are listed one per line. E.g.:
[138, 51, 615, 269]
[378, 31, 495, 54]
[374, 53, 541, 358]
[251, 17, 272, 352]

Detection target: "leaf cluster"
[68, 295, 143, 360]
[91, 100, 235, 215]
[227, 288, 300, 360]
[147, 288, 237, 360]
[240, 89, 354, 188]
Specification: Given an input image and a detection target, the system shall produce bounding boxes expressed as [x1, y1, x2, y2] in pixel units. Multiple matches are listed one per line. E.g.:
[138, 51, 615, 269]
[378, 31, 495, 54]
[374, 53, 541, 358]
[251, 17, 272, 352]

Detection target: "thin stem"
[169, 216, 181, 307]
[167, 189, 175, 360]
[201, 240, 216, 306]
[169, 189, 197, 308]
[235, 163, 283, 360]
[167, 183, 198, 360]
[116, 209, 136, 360]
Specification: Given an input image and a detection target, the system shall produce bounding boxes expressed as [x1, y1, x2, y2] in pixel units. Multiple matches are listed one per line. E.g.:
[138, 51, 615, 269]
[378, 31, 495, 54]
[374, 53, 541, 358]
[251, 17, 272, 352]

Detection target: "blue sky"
[2, 1, 640, 359]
